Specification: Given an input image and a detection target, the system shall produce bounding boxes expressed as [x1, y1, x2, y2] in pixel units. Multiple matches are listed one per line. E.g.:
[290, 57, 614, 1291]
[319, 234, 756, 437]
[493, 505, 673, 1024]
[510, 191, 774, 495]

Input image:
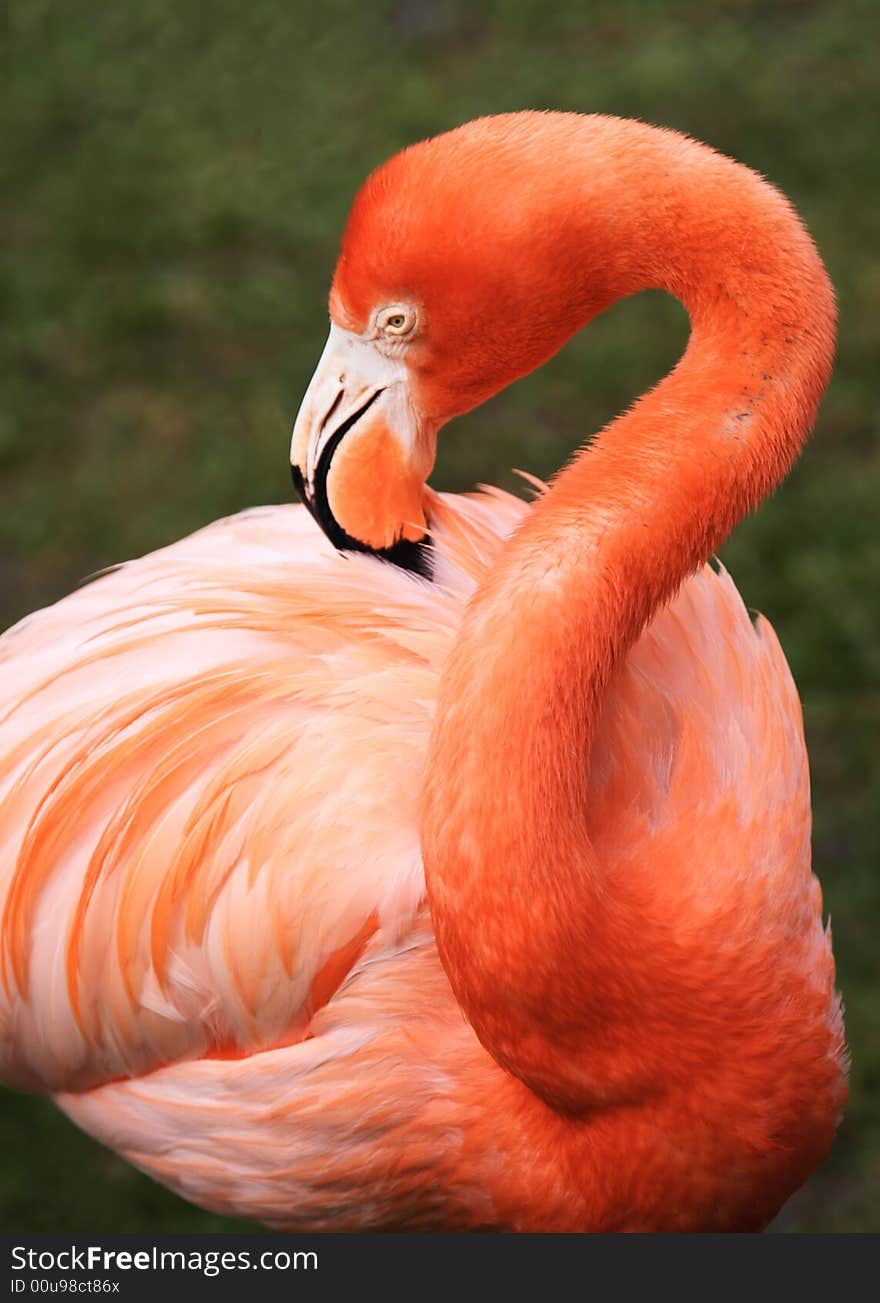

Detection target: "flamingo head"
[290, 113, 609, 575]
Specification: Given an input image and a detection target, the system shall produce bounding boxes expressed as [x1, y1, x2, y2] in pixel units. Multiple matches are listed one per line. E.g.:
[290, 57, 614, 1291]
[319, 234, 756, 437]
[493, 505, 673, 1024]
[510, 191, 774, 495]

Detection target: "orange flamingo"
[0, 113, 846, 1231]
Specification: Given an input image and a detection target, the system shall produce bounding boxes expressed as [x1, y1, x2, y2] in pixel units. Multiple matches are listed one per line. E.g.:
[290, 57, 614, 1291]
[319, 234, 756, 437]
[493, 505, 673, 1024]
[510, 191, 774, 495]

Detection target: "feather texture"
[0, 491, 842, 1227]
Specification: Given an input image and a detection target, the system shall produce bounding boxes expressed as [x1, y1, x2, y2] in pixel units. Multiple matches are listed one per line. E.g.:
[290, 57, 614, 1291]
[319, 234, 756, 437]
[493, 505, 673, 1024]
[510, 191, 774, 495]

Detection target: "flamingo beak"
[290, 325, 436, 577]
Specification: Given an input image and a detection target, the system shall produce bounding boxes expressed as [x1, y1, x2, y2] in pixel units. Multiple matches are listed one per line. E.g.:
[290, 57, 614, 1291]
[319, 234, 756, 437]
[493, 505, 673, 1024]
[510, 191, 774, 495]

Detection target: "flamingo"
[0, 112, 846, 1232]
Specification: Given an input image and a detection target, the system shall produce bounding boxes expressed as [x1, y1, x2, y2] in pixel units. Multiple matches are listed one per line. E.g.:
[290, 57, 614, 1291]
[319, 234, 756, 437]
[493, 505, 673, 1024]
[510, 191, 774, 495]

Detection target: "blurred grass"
[2, 0, 878, 1231]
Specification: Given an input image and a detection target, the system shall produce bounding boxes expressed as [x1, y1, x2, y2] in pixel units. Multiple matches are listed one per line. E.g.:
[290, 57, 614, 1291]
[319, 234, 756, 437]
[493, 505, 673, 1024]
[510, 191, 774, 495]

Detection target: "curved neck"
[421, 123, 835, 1112]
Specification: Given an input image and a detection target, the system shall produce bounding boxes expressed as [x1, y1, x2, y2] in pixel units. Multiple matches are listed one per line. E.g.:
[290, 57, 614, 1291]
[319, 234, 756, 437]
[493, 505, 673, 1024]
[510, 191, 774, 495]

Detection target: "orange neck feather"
[419, 115, 835, 1112]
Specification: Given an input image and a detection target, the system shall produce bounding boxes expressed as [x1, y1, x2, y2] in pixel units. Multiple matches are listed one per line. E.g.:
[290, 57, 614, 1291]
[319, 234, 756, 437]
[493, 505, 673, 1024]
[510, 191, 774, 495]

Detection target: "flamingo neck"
[421, 124, 835, 1113]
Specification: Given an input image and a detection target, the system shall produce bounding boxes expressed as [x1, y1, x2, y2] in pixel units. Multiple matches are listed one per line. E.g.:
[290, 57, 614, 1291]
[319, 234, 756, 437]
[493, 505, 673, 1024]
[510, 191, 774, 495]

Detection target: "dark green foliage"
[2, 0, 877, 1232]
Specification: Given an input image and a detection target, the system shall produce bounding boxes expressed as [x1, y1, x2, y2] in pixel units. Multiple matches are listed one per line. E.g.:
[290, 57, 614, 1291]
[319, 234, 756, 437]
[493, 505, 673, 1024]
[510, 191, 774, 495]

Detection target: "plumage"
[0, 112, 846, 1231]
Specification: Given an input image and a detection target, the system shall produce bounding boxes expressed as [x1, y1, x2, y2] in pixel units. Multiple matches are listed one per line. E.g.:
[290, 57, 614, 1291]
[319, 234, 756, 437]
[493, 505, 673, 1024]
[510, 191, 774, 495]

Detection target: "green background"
[2, 0, 878, 1232]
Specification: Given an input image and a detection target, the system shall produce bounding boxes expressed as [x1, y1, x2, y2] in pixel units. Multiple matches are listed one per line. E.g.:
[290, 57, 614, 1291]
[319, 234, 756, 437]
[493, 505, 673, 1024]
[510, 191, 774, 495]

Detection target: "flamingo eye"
[377, 305, 417, 338]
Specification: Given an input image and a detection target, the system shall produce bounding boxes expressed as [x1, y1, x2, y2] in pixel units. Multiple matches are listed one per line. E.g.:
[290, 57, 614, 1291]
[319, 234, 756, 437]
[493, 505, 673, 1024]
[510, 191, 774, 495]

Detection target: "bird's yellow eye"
[377, 305, 416, 338]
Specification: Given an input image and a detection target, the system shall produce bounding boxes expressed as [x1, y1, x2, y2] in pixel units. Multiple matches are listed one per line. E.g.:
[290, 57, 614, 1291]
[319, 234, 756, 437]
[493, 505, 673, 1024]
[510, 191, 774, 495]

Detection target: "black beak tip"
[290, 461, 433, 580]
[290, 463, 314, 517]
[375, 533, 434, 579]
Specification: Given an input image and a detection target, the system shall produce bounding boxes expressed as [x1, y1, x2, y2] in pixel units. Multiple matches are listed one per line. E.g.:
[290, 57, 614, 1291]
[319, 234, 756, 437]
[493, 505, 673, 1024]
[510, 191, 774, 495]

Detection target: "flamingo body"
[0, 113, 846, 1230]
[0, 493, 842, 1229]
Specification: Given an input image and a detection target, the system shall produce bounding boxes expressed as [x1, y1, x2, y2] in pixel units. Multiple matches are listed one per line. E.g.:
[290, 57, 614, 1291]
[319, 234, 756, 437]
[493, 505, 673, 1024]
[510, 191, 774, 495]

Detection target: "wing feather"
[0, 500, 514, 1091]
